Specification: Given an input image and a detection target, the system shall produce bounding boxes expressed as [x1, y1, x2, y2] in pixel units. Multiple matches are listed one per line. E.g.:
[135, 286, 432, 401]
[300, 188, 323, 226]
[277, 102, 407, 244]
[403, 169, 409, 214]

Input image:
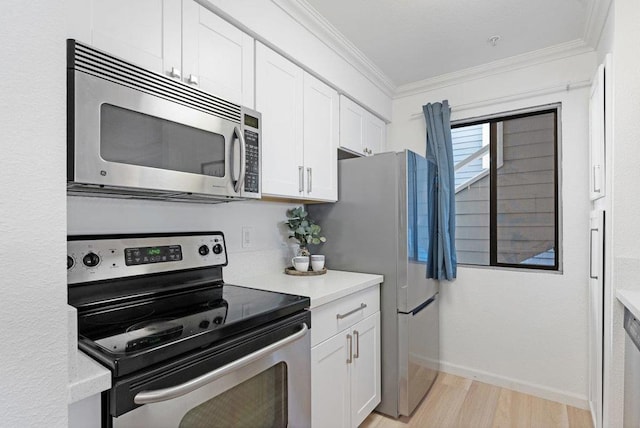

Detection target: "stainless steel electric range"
[67, 231, 311, 428]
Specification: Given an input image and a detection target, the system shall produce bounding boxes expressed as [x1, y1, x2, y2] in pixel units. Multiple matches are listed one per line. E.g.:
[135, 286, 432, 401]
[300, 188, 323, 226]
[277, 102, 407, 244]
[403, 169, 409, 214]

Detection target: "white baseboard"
[589, 400, 598, 428]
[439, 360, 590, 410]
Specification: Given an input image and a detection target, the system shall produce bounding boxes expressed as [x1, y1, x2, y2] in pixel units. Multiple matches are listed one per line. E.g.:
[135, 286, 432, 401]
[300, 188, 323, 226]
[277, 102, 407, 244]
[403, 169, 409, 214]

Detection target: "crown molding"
[583, 0, 613, 48]
[271, 0, 396, 97]
[394, 39, 594, 99]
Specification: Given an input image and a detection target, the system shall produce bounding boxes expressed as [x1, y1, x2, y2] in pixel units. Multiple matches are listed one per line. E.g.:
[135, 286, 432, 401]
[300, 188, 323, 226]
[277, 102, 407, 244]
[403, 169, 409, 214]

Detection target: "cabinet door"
[364, 112, 386, 156]
[303, 73, 338, 201]
[312, 333, 351, 428]
[182, 1, 254, 107]
[351, 312, 381, 427]
[589, 63, 605, 200]
[66, 0, 181, 77]
[256, 43, 304, 198]
[339, 95, 365, 156]
[69, 394, 101, 428]
[589, 211, 604, 428]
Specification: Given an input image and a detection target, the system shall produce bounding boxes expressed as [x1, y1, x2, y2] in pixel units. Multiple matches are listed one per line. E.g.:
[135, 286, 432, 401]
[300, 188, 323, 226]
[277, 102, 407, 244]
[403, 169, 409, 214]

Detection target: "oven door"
[109, 313, 310, 428]
[70, 70, 246, 198]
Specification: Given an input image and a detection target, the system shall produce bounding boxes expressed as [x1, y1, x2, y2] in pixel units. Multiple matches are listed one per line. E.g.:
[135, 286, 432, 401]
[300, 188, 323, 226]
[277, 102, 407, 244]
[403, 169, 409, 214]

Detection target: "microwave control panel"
[244, 129, 259, 193]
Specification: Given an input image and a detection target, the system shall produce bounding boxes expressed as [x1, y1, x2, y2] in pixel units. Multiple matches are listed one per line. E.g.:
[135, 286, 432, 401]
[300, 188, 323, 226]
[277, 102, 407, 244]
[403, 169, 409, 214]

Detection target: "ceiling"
[303, 0, 598, 87]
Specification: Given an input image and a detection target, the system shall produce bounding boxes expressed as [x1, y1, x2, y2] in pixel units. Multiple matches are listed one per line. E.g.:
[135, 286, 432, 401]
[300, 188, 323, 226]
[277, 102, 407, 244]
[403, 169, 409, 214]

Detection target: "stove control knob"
[82, 252, 100, 267]
[213, 316, 224, 325]
[198, 245, 210, 256]
[199, 320, 210, 329]
[212, 244, 223, 255]
[67, 256, 74, 270]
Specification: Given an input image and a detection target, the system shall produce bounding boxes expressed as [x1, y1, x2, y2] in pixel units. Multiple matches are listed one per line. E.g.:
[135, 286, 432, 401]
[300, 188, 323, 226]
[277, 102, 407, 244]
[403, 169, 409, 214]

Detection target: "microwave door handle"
[233, 126, 247, 193]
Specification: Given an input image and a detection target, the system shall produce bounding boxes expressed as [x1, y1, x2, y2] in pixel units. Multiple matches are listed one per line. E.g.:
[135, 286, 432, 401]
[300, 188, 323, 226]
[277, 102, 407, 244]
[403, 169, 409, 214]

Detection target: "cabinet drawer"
[311, 285, 380, 347]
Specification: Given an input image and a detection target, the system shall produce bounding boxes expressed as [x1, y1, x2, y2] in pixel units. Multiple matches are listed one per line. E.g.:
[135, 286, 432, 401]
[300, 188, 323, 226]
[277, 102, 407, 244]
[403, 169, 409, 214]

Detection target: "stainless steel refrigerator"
[308, 150, 439, 418]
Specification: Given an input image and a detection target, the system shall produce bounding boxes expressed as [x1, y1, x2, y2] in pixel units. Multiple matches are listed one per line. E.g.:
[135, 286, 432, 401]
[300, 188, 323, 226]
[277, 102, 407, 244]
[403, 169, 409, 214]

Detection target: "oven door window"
[100, 104, 226, 177]
[179, 362, 288, 428]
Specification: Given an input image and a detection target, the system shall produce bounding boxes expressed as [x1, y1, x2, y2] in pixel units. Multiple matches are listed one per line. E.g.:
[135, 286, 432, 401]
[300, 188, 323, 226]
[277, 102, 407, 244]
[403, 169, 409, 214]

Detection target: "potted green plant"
[285, 206, 326, 257]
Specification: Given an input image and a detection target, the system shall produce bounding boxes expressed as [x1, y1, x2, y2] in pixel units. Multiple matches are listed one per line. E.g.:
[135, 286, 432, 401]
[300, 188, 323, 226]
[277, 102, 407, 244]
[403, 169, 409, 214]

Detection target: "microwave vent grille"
[69, 40, 241, 123]
[67, 183, 238, 204]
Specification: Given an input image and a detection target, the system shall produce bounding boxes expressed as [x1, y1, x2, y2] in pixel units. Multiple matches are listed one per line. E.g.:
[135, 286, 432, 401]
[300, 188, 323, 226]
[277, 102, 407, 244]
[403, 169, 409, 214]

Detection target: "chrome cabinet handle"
[169, 67, 181, 79]
[336, 303, 367, 320]
[346, 334, 353, 364]
[298, 166, 304, 193]
[186, 74, 199, 86]
[307, 167, 312, 193]
[590, 228, 599, 279]
[354, 330, 360, 359]
[134, 323, 309, 404]
[233, 126, 246, 193]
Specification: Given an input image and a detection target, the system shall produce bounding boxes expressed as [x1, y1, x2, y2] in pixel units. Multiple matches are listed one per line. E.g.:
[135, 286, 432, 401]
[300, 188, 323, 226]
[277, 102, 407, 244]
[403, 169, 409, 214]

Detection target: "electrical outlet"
[242, 226, 254, 248]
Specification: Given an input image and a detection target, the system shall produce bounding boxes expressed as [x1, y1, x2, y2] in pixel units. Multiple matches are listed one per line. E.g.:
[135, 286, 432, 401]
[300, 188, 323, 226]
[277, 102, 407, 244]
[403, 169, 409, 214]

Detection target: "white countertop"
[234, 270, 383, 309]
[68, 350, 111, 405]
[617, 289, 640, 320]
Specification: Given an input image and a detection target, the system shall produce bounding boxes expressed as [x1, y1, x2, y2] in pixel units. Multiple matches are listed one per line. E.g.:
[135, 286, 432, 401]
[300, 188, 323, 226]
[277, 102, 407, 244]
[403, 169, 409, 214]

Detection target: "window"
[451, 106, 559, 270]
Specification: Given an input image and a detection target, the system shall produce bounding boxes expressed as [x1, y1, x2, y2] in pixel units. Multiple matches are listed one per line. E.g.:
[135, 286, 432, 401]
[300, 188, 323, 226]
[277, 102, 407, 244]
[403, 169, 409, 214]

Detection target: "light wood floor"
[360, 373, 593, 428]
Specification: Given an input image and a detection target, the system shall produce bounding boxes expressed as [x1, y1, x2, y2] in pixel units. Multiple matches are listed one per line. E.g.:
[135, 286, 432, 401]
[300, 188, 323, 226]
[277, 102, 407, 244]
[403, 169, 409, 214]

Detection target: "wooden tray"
[284, 266, 327, 276]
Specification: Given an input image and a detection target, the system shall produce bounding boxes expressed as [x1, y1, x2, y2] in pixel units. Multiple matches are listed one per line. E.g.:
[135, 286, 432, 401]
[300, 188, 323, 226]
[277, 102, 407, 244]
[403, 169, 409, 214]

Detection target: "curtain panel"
[423, 100, 457, 280]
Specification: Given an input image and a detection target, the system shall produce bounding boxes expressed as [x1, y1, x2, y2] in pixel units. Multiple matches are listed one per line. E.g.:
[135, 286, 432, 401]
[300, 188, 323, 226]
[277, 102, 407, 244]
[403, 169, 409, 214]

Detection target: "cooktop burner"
[121, 319, 184, 353]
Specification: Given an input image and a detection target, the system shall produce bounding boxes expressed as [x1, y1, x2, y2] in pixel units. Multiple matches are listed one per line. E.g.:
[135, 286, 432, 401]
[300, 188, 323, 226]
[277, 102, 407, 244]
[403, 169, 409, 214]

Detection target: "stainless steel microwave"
[67, 40, 261, 202]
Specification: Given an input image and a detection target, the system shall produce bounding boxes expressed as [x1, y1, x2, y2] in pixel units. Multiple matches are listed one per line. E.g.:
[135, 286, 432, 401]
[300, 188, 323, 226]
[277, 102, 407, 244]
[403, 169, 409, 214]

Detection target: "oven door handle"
[133, 323, 309, 405]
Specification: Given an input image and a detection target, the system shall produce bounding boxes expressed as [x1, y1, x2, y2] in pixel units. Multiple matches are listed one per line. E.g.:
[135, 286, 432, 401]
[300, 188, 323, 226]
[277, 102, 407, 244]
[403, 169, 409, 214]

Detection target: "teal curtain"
[423, 100, 457, 280]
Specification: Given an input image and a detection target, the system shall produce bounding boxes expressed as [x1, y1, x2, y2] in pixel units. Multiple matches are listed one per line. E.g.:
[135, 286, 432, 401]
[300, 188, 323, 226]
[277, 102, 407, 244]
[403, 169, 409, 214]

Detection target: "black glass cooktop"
[73, 281, 309, 377]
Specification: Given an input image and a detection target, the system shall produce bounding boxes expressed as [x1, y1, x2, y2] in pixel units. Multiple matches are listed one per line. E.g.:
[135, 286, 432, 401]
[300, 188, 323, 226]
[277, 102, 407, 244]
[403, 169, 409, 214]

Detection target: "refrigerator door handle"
[409, 294, 437, 316]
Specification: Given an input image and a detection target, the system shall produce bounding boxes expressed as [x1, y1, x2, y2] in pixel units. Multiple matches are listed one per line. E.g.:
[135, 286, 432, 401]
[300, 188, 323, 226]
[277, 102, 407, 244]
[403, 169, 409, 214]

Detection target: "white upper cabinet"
[67, 0, 254, 107]
[303, 73, 339, 201]
[340, 95, 386, 156]
[256, 42, 338, 202]
[256, 42, 304, 198]
[67, 0, 181, 75]
[589, 59, 608, 201]
[182, 1, 254, 106]
[363, 113, 386, 156]
[339, 96, 366, 155]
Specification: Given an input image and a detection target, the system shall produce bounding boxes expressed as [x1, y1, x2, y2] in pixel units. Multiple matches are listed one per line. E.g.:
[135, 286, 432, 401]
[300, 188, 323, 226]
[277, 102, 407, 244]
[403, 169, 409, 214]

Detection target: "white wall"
[67, 198, 303, 282]
[389, 51, 596, 407]
[596, 2, 614, 64]
[605, 0, 640, 426]
[0, 1, 68, 426]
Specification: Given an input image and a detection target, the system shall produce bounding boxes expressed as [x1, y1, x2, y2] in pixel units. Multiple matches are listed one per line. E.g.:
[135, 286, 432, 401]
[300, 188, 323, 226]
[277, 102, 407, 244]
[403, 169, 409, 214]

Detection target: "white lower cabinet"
[311, 286, 381, 428]
[312, 330, 352, 428]
[69, 394, 101, 428]
[350, 312, 381, 425]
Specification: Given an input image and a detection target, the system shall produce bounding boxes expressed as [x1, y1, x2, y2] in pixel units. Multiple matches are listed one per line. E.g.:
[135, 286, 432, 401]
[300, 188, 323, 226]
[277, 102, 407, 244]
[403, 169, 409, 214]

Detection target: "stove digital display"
[125, 245, 182, 266]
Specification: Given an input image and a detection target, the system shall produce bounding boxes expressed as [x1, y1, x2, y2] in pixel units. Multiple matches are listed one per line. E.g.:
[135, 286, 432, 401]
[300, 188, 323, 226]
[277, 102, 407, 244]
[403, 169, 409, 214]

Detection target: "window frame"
[451, 104, 561, 271]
